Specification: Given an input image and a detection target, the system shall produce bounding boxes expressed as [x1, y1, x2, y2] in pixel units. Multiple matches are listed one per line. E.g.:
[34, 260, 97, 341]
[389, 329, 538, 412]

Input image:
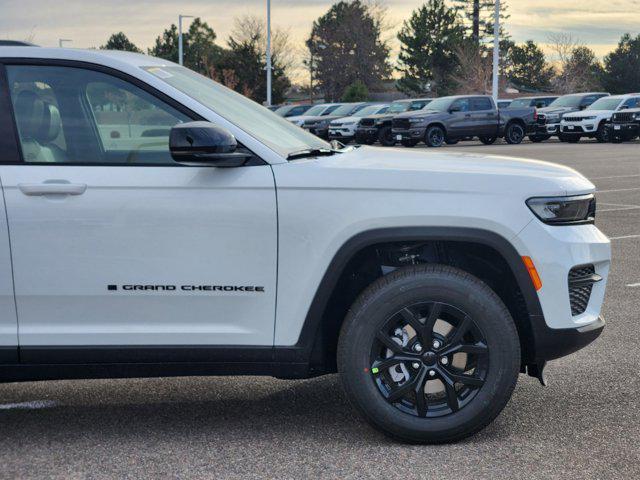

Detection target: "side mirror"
[170, 122, 251, 167]
[579, 104, 588, 110]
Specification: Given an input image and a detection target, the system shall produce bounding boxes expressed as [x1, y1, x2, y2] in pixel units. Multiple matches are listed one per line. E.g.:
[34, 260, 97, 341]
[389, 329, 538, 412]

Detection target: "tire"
[445, 139, 459, 145]
[558, 134, 569, 142]
[378, 126, 396, 147]
[424, 125, 445, 147]
[337, 264, 520, 444]
[505, 122, 525, 144]
[566, 136, 580, 143]
[595, 122, 609, 143]
[479, 135, 497, 145]
[401, 139, 419, 148]
[529, 134, 550, 143]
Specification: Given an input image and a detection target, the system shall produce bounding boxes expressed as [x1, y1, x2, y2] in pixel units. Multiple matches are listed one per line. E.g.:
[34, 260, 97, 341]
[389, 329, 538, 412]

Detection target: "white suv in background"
[287, 103, 342, 127]
[560, 94, 640, 142]
[328, 103, 389, 143]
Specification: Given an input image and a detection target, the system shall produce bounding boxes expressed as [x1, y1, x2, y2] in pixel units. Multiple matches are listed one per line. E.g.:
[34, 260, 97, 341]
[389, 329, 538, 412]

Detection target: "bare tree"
[232, 15, 295, 74]
[547, 33, 603, 93]
[452, 42, 506, 94]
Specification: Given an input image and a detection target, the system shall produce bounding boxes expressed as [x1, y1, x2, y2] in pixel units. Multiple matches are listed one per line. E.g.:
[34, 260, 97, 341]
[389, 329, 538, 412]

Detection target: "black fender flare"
[276, 227, 545, 366]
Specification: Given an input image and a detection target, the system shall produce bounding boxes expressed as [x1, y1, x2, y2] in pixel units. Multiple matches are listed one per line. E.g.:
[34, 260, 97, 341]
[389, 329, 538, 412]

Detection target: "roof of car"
[0, 47, 170, 68]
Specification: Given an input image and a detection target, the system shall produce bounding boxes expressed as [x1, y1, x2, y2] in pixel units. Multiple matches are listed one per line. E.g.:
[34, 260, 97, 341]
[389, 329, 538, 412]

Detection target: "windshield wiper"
[286, 148, 339, 160]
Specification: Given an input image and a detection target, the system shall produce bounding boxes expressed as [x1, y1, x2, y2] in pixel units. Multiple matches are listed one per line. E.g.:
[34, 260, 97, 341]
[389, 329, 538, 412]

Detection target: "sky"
[2, 0, 640, 78]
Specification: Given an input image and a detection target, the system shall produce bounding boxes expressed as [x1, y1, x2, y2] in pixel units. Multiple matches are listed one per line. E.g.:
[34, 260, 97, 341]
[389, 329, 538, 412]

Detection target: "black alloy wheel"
[425, 126, 445, 147]
[505, 123, 525, 144]
[378, 126, 396, 147]
[479, 135, 497, 145]
[371, 302, 488, 418]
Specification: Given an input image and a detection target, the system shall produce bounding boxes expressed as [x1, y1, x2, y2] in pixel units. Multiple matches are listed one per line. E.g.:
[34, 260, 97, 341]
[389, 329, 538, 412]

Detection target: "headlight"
[546, 114, 559, 121]
[526, 194, 596, 225]
[581, 116, 597, 121]
[633, 113, 640, 119]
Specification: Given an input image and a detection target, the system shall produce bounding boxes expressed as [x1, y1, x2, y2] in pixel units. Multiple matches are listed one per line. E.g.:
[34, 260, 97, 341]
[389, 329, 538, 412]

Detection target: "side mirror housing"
[170, 122, 251, 167]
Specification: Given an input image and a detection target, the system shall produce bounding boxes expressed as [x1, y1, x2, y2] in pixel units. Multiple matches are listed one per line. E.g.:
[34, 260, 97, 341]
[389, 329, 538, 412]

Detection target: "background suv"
[534, 93, 609, 142]
[328, 103, 389, 143]
[559, 94, 640, 142]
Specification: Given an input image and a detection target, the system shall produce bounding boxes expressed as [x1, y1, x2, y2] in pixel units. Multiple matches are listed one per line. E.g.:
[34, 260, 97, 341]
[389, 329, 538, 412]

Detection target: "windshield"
[304, 104, 330, 116]
[143, 66, 329, 156]
[587, 97, 623, 110]
[387, 102, 411, 113]
[422, 97, 453, 112]
[508, 99, 531, 108]
[331, 104, 358, 116]
[274, 105, 294, 115]
[355, 105, 386, 117]
[548, 95, 582, 108]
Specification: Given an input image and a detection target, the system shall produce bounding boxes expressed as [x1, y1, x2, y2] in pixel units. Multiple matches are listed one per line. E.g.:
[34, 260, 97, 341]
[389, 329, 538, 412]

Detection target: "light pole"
[58, 39, 72, 48]
[491, 0, 500, 101]
[179, 14, 194, 66]
[266, 0, 272, 106]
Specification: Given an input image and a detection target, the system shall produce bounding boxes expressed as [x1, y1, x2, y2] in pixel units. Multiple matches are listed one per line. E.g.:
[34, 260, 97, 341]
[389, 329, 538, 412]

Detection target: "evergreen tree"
[601, 33, 640, 94]
[396, 0, 465, 96]
[342, 80, 369, 102]
[505, 40, 554, 91]
[100, 32, 141, 52]
[307, 0, 391, 101]
[149, 18, 223, 75]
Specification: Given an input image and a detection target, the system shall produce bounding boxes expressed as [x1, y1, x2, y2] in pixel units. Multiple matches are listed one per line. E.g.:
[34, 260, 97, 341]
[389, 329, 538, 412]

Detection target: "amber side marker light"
[522, 256, 543, 291]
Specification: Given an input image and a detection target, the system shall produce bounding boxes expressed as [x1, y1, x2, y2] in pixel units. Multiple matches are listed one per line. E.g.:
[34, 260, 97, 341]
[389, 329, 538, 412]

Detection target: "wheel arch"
[282, 227, 545, 375]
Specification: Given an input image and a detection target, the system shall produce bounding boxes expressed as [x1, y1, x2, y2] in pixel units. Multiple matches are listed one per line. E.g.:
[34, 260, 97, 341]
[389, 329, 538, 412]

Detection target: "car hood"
[277, 146, 594, 198]
[563, 110, 615, 119]
[538, 106, 576, 115]
[330, 115, 360, 125]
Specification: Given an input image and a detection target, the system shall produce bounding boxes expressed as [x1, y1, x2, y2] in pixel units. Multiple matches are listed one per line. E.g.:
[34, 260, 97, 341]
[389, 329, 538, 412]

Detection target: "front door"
[1, 62, 278, 363]
[448, 98, 474, 138]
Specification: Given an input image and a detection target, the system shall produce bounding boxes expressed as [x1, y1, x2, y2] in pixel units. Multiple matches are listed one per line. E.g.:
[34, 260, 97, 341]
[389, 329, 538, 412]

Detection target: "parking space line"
[597, 187, 640, 193]
[0, 400, 58, 410]
[591, 174, 640, 180]
[599, 206, 640, 212]
[610, 234, 640, 241]
[627, 283, 640, 288]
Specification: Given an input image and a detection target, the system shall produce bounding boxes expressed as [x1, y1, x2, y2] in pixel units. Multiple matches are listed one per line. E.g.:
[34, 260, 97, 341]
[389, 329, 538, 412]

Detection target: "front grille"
[568, 265, 599, 316]
[392, 118, 411, 129]
[612, 112, 634, 123]
[563, 116, 583, 122]
[360, 118, 375, 127]
[537, 114, 547, 125]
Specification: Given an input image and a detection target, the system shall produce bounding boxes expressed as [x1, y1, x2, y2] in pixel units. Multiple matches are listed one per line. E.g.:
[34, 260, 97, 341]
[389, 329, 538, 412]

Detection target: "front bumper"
[606, 122, 639, 139]
[328, 126, 356, 141]
[306, 126, 329, 139]
[514, 220, 610, 361]
[392, 127, 426, 141]
[535, 122, 560, 135]
[560, 123, 597, 136]
[355, 127, 379, 143]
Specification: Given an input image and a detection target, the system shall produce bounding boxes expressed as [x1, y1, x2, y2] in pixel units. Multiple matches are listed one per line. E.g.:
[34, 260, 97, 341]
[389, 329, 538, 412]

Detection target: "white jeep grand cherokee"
[0, 47, 610, 443]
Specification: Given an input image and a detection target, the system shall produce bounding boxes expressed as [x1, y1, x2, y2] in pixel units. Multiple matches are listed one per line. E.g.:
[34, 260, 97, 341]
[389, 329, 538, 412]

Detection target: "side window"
[7, 65, 191, 165]
[322, 105, 340, 115]
[451, 99, 470, 112]
[378, 106, 389, 114]
[470, 97, 493, 111]
[410, 101, 427, 111]
[622, 97, 640, 109]
[289, 106, 305, 116]
[581, 95, 597, 107]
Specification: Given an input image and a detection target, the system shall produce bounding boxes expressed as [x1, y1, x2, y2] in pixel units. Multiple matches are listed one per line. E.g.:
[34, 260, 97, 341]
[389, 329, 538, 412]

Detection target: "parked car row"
[276, 90, 640, 147]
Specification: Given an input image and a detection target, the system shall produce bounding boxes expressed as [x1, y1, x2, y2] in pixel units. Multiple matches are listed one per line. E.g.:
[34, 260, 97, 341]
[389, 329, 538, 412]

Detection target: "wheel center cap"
[422, 351, 437, 366]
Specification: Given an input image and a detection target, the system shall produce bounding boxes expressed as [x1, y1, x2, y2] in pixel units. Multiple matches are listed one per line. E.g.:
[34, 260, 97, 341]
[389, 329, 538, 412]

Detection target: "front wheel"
[425, 126, 445, 147]
[338, 264, 520, 443]
[378, 126, 396, 147]
[445, 138, 459, 145]
[479, 135, 497, 145]
[505, 122, 525, 144]
[595, 123, 609, 143]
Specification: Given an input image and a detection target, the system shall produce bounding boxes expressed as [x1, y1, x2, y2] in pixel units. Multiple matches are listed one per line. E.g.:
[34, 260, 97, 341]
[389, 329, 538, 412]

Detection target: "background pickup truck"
[391, 95, 536, 147]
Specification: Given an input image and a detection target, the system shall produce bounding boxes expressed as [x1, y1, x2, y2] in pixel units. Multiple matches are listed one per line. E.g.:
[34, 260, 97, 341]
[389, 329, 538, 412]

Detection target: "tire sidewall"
[425, 126, 445, 147]
[506, 123, 525, 144]
[339, 267, 520, 442]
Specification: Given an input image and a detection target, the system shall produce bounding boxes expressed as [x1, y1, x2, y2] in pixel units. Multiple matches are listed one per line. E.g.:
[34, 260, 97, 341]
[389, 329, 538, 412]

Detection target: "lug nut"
[432, 340, 441, 349]
[440, 356, 449, 365]
[412, 362, 421, 369]
[414, 343, 423, 352]
[428, 370, 436, 377]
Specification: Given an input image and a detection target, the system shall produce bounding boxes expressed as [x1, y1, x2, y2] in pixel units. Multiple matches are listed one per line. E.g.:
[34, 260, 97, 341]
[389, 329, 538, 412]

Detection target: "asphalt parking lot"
[0, 139, 638, 480]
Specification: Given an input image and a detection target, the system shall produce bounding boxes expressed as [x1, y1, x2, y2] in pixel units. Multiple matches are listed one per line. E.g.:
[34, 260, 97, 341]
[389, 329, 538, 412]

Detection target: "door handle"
[464, 114, 472, 118]
[18, 182, 87, 196]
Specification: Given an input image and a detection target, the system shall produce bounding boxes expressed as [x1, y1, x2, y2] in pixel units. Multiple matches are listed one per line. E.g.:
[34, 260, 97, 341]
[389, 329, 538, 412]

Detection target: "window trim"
[0, 64, 22, 163]
[0, 58, 265, 167]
